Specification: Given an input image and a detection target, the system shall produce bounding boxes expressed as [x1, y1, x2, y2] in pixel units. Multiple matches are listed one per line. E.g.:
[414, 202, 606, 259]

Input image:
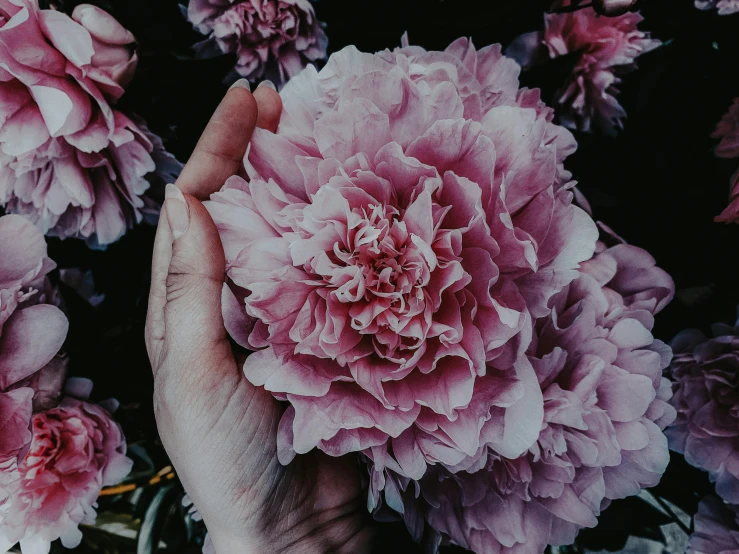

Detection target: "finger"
[148, 185, 238, 385]
[146, 82, 283, 372]
[145, 204, 173, 364]
[253, 82, 282, 133]
[176, 80, 258, 200]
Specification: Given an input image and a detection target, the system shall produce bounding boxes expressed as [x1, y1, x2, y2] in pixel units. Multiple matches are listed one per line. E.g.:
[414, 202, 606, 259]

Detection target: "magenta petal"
[221, 283, 252, 350]
[247, 129, 312, 201]
[39, 10, 94, 67]
[490, 357, 543, 458]
[0, 387, 33, 460]
[244, 348, 345, 397]
[314, 97, 392, 164]
[0, 215, 49, 289]
[0, 305, 68, 390]
[598, 374, 655, 422]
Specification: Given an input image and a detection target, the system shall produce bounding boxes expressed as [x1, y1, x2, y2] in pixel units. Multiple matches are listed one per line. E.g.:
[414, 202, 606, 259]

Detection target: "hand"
[145, 81, 374, 554]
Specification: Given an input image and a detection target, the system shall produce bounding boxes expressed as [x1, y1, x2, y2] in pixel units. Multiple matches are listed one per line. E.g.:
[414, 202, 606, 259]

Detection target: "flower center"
[320, 203, 434, 341]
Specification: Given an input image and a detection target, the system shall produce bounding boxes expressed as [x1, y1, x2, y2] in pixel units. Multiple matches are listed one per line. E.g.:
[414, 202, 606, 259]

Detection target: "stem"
[648, 491, 691, 536]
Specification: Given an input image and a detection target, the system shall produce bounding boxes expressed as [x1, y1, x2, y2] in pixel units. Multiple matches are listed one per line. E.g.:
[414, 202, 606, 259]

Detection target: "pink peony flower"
[695, 0, 739, 15]
[507, 1, 660, 135]
[207, 38, 599, 476]
[0, 1, 175, 246]
[688, 496, 739, 554]
[0, 379, 132, 553]
[667, 308, 739, 505]
[712, 99, 739, 224]
[187, 0, 328, 86]
[0, 214, 68, 471]
[365, 240, 675, 553]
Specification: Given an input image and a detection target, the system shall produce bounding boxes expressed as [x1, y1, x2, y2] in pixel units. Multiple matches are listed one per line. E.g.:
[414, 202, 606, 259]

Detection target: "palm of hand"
[145, 84, 373, 554]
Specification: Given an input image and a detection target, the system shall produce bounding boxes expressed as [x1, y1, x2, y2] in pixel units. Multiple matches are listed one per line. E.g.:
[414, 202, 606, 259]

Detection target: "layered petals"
[667, 307, 739, 505]
[0, 215, 68, 467]
[186, 0, 328, 87]
[688, 496, 739, 554]
[366, 241, 674, 553]
[712, 99, 739, 224]
[0, 0, 179, 246]
[0, 382, 132, 553]
[507, 1, 659, 135]
[198, 38, 657, 554]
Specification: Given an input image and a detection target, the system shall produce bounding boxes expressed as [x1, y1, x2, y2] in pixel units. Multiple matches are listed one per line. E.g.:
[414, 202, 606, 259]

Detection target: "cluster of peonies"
[507, 0, 659, 135]
[0, 0, 180, 247]
[186, 0, 328, 87]
[0, 214, 132, 553]
[711, 99, 739, 224]
[695, 0, 739, 15]
[688, 496, 739, 554]
[0, 215, 68, 473]
[208, 37, 675, 552]
[667, 308, 739, 505]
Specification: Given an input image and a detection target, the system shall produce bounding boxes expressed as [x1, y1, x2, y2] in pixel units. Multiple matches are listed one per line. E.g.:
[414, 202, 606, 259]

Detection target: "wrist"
[208, 530, 266, 554]
[207, 517, 374, 554]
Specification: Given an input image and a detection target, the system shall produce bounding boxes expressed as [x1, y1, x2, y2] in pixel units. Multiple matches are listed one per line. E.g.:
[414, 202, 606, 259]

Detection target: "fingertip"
[177, 85, 259, 199]
[219, 85, 259, 133]
[253, 86, 282, 132]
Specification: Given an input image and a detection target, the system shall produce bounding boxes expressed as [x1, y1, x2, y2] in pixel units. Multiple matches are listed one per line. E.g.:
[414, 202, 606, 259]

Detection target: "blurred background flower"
[507, 0, 659, 135]
[186, 0, 327, 87]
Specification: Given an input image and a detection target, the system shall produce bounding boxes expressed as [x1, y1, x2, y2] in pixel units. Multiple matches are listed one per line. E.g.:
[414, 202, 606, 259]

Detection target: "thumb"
[149, 184, 237, 384]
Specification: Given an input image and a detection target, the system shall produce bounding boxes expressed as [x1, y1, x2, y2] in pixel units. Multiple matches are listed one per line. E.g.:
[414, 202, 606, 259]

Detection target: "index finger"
[177, 80, 283, 200]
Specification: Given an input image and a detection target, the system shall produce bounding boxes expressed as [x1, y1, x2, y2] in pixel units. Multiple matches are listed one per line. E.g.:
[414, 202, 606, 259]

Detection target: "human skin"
[145, 80, 374, 554]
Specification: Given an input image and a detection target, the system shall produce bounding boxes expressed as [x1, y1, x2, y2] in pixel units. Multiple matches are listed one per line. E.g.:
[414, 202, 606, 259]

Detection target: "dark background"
[40, 0, 739, 551]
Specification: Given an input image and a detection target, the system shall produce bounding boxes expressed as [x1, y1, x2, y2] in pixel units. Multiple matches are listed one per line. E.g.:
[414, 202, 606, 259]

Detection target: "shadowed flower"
[712, 99, 739, 224]
[187, 0, 328, 87]
[0, 379, 132, 553]
[695, 0, 739, 15]
[0, 215, 68, 474]
[207, 38, 599, 480]
[0, 1, 178, 246]
[507, 1, 659, 135]
[667, 308, 739, 505]
[688, 496, 739, 554]
[593, 0, 638, 16]
[365, 239, 675, 553]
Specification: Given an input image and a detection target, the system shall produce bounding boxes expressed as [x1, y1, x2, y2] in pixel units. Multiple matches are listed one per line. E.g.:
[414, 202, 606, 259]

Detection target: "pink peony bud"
[593, 0, 639, 16]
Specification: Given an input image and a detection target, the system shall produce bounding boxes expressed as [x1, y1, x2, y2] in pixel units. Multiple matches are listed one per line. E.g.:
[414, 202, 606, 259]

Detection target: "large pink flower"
[207, 39, 599, 471]
[667, 309, 739, 505]
[187, 0, 328, 86]
[0, 379, 132, 553]
[0, 1, 171, 246]
[365, 240, 675, 553]
[712, 99, 739, 224]
[688, 496, 739, 554]
[507, 1, 660, 135]
[0, 215, 68, 473]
